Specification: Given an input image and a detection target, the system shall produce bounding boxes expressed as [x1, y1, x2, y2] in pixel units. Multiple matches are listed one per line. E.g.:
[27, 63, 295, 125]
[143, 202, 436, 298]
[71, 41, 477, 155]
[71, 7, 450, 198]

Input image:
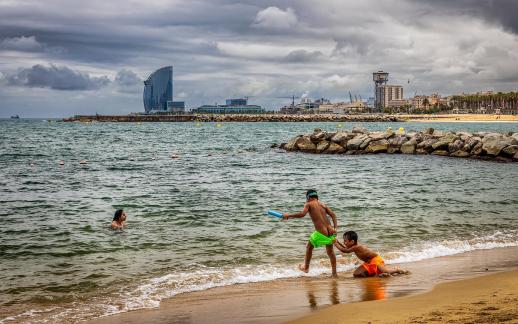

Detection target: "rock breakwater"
[278, 127, 518, 162]
[63, 114, 402, 123]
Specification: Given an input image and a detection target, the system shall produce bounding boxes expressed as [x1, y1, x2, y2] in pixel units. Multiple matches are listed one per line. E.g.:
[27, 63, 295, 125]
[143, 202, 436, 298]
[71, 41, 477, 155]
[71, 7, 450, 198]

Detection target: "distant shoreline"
[60, 113, 518, 123]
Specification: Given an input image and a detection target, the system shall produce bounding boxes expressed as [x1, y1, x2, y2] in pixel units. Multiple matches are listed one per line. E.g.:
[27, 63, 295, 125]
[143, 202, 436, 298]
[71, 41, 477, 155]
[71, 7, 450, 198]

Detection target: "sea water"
[1, 120, 517, 322]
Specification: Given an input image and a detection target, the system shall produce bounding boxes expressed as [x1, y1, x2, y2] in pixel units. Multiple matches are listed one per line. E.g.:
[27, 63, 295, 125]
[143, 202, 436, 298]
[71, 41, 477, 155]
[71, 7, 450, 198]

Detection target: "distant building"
[373, 71, 404, 110]
[381, 85, 404, 107]
[317, 101, 368, 114]
[193, 98, 264, 114]
[143, 66, 185, 113]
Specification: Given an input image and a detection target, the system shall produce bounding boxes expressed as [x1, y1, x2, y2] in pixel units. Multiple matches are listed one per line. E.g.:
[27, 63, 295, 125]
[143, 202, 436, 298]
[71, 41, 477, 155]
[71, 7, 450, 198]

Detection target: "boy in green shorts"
[283, 189, 338, 277]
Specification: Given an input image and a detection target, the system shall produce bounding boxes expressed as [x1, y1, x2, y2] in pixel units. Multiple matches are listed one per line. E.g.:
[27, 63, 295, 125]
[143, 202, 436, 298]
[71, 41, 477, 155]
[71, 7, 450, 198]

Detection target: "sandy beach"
[291, 269, 518, 324]
[88, 247, 518, 324]
[400, 114, 518, 122]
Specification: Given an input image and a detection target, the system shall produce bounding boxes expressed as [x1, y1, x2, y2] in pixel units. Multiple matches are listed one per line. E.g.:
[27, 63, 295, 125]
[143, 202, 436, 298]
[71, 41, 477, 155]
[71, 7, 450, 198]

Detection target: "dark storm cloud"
[115, 69, 142, 93]
[281, 50, 323, 63]
[413, 0, 518, 35]
[6, 64, 110, 90]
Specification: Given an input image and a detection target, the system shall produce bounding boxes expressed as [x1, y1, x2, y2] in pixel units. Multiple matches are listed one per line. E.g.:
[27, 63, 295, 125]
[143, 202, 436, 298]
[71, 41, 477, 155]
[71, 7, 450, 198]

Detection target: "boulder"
[514, 151, 518, 161]
[471, 142, 483, 155]
[316, 140, 330, 153]
[310, 130, 326, 143]
[296, 136, 317, 153]
[482, 135, 513, 156]
[495, 156, 512, 162]
[366, 139, 389, 153]
[401, 140, 416, 154]
[417, 138, 438, 152]
[457, 132, 473, 141]
[324, 142, 345, 154]
[284, 135, 301, 151]
[464, 136, 481, 151]
[448, 139, 464, 153]
[451, 150, 470, 158]
[416, 148, 429, 155]
[324, 132, 337, 141]
[425, 127, 434, 135]
[501, 145, 518, 157]
[347, 134, 368, 150]
[432, 150, 450, 156]
[432, 134, 458, 150]
[331, 131, 354, 144]
[369, 131, 386, 141]
[359, 137, 372, 150]
[352, 126, 368, 134]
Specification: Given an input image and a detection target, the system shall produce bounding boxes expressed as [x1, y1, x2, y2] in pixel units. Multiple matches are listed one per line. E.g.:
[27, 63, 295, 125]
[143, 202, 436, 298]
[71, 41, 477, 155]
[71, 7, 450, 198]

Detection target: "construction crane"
[276, 95, 296, 107]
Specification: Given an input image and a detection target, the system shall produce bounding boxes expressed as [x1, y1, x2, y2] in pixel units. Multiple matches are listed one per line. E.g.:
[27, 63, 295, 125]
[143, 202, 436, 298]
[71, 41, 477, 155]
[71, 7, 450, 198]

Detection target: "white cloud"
[0, 36, 43, 51]
[252, 7, 297, 29]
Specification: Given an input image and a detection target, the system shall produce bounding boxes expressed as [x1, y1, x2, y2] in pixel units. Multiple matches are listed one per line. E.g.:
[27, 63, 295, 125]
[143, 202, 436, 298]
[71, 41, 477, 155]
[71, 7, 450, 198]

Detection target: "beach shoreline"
[85, 246, 518, 324]
[291, 269, 518, 324]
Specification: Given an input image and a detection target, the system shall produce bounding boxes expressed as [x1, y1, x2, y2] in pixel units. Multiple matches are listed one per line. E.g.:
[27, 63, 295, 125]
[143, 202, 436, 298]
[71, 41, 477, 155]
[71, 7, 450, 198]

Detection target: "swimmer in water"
[111, 209, 127, 230]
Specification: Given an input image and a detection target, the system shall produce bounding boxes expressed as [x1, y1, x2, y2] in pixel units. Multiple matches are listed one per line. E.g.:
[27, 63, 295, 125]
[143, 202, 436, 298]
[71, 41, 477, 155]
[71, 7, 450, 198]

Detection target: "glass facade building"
[143, 66, 173, 113]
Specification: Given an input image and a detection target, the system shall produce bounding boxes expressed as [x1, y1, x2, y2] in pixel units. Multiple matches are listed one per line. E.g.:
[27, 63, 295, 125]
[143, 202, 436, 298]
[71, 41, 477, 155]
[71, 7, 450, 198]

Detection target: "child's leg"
[377, 264, 408, 275]
[325, 244, 337, 277]
[353, 265, 369, 277]
[299, 241, 313, 273]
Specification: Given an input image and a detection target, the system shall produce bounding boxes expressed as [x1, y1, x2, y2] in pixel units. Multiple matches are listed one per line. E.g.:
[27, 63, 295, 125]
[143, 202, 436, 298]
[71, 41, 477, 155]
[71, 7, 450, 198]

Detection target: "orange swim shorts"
[362, 255, 385, 276]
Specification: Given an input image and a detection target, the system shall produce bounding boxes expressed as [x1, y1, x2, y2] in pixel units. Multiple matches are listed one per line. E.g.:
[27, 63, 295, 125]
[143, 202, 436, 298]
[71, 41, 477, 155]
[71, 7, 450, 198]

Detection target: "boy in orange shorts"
[333, 231, 407, 277]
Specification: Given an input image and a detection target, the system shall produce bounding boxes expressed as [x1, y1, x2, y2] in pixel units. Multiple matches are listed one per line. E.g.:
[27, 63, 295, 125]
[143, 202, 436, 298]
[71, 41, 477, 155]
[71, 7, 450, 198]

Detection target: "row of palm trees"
[450, 91, 518, 114]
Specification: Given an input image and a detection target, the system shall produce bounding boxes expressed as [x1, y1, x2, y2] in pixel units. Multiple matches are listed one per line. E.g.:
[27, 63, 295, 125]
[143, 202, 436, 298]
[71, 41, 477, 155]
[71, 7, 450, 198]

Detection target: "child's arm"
[283, 203, 309, 220]
[324, 205, 338, 230]
[333, 241, 356, 253]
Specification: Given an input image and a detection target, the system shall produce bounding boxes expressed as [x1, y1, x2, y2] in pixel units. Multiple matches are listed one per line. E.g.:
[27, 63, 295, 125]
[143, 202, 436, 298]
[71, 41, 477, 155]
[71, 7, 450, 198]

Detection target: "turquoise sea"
[1, 120, 517, 322]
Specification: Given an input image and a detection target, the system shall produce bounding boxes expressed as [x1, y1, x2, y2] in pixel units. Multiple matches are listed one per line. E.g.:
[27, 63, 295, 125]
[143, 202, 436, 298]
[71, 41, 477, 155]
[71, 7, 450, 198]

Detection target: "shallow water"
[1, 120, 517, 322]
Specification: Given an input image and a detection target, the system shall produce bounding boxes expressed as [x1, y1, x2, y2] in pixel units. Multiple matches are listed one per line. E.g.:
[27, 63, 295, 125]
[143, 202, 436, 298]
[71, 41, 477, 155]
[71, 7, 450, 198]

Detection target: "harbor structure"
[143, 66, 185, 114]
[373, 71, 404, 110]
[192, 98, 264, 114]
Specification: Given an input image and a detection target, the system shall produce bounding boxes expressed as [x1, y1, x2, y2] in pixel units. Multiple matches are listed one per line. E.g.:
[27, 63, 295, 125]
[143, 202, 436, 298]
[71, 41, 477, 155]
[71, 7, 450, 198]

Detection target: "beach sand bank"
[401, 114, 518, 122]
[291, 269, 518, 324]
[88, 247, 518, 324]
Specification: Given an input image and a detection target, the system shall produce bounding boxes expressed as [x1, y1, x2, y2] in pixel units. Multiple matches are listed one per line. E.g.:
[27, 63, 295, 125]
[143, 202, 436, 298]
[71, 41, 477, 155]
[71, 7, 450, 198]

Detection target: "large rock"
[316, 140, 330, 153]
[324, 142, 345, 154]
[347, 134, 368, 150]
[417, 138, 438, 152]
[482, 135, 513, 156]
[502, 145, 518, 157]
[366, 139, 389, 153]
[471, 142, 483, 155]
[359, 137, 372, 150]
[310, 130, 327, 143]
[464, 136, 481, 151]
[457, 132, 473, 141]
[448, 139, 464, 153]
[296, 136, 317, 153]
[432, 150, 450, 156]
[369, 131, 386, 141]
[330, 131, 354, 144]
[451, 150, 470, 158]
[401, 139, 416, 154]
[284, 135, 301, 151]
[432, 134, 458, 150]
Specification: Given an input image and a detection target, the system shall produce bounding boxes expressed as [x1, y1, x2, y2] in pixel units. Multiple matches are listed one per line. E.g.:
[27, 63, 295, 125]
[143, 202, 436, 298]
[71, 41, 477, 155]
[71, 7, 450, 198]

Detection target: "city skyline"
[1, 0, 518, 117]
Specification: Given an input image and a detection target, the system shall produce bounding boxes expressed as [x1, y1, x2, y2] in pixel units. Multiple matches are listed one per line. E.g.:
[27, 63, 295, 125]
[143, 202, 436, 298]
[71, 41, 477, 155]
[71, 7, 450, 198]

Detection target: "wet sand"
[401, 114, 518, 122]
[292, 269, 518, 324]
[89, 247, 518, 324]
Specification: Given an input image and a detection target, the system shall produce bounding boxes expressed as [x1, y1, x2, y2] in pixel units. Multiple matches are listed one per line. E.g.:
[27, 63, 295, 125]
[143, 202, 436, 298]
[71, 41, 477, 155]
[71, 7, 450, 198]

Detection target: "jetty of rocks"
[63, 114, 402, 123]
[277, 127, 518, 162]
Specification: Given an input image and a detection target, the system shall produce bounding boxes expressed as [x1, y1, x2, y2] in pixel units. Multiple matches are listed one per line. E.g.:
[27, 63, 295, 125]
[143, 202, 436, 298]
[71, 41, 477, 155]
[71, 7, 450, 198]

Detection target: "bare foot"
[298, 264, 309, 273]
[398, 269, 410, 275]
[378, 273, 391, 278]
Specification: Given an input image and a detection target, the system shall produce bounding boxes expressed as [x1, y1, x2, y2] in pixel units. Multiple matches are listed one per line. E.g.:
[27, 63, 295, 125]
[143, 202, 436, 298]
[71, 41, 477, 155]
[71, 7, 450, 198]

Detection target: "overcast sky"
[1, 0, 518, 117]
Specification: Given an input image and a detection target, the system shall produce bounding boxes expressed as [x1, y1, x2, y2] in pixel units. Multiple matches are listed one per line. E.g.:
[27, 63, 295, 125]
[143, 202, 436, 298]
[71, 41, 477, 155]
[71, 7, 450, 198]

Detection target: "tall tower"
[373, 71, 389, 111]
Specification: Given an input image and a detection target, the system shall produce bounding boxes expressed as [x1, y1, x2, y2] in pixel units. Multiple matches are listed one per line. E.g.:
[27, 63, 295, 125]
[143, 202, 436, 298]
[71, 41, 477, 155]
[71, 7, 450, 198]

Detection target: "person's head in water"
[113, 209, 126, 223]
[306, 189, 318, 201]
[343, 231, 358, 248]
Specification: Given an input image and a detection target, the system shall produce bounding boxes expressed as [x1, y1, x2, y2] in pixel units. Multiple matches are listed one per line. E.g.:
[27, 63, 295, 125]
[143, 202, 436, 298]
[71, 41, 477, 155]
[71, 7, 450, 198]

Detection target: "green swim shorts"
[309, 231, 336, 248]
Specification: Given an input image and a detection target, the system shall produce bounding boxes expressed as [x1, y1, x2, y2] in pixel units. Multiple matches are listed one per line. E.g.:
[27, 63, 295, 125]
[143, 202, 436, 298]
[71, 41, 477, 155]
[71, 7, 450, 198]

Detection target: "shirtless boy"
[283, 189, 338, 277]
[334, 231, 407, 277]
